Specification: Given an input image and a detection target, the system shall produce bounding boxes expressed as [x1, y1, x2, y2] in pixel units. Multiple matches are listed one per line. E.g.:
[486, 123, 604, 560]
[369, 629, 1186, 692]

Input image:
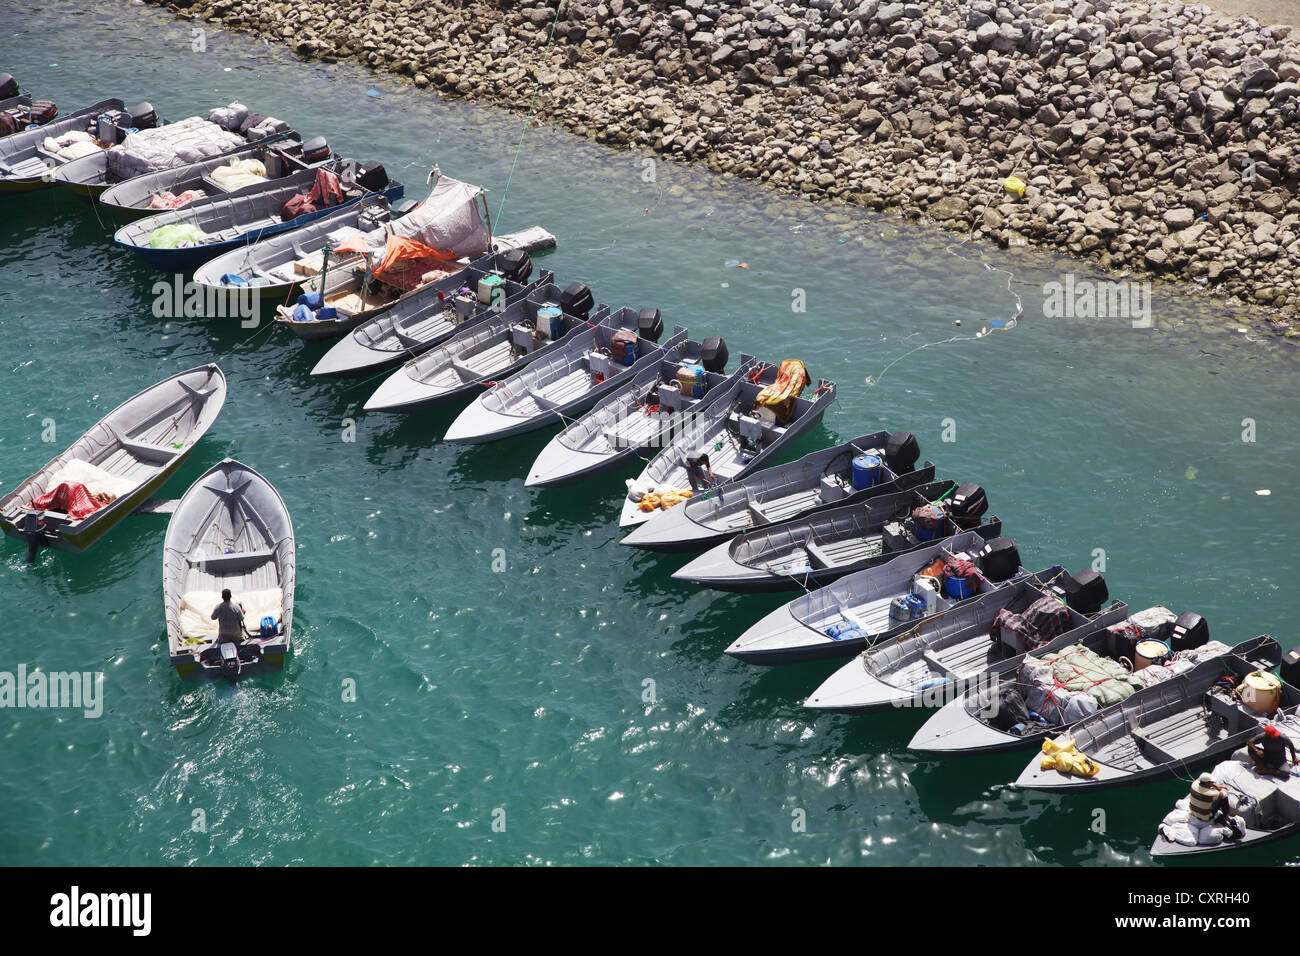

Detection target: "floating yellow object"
[1003, 176, 1027, 197]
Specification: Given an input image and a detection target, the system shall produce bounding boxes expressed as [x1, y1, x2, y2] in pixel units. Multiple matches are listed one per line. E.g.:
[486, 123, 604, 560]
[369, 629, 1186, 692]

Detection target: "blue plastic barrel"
[851, 454, 882, 490]
[537, 305, 563, 339]
[944, 575, 975, 600]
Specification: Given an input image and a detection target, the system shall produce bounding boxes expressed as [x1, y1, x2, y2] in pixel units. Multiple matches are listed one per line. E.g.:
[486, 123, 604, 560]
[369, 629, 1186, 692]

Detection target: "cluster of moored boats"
[3, 79, 1296, 860]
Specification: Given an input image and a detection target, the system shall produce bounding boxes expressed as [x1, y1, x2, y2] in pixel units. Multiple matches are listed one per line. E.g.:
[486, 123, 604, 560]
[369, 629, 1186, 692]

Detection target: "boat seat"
[921, 651, 957, 680]
[747, 500, 775, 527]
[804, 541, 836, 571]
[189, 547, 276, 571]
[120, 437, 179, 462]
[1207, 693, 1249, 733]
[527, 387, 562, 412]
[1130, 727, 1179, 764]
[450, 357, 481, 380]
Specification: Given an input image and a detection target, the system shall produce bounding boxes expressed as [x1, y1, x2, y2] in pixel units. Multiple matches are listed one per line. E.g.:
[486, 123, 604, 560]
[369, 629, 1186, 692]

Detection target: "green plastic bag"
[148, 223, 205, 249]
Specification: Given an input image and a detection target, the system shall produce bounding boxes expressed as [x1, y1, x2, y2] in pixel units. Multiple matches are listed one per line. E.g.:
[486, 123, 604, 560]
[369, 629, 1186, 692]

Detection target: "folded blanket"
[48, 458, 138, 499]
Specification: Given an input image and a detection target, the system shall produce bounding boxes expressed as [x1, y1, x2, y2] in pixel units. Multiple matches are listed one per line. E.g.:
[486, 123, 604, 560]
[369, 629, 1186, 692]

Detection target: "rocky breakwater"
[151, 0, 1300, 331]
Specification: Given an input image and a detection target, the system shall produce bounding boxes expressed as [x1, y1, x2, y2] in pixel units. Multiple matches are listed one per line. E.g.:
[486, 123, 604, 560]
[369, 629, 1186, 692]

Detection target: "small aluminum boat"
[620, 431, 932, 552]
[0, 365, 227, 557]
[164, 458, 294, 681]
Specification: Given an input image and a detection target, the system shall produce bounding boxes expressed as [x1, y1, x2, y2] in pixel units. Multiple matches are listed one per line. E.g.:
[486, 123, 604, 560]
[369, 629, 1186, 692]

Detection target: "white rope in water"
[864, 140, 1034, 389]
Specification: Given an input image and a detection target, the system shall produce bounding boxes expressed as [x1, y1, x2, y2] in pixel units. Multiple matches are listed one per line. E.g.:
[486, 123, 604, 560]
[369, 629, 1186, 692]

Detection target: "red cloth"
[30, 482, 105, 520]
[306, 168, 342, 208]
[280, 169, 344, 222]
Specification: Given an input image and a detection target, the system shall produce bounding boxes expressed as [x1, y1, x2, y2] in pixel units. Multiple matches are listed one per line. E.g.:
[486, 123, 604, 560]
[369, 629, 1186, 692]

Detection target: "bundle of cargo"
[105, 116, 246, 179]
[206, 102, 290, 142]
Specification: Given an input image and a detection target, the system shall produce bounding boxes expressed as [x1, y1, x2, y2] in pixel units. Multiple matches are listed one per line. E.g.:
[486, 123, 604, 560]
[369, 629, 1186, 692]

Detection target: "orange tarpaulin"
[328, 235, 373, 256]
[755, 359, 810, 407]
[365, 235, 463, 292]
[373, 236, 457, 277]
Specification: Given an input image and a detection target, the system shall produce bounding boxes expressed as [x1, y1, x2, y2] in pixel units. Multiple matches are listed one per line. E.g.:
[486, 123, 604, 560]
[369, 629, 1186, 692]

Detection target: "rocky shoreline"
[148, 0, 1300, 333]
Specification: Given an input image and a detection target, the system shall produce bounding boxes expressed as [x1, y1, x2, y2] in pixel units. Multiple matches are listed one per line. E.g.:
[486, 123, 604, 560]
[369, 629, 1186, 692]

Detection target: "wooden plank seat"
[188, 546, 276, 572]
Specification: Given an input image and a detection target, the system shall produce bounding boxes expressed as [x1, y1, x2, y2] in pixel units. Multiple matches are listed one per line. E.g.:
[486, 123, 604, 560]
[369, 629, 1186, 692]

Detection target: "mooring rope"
[494, 2, 565, 230]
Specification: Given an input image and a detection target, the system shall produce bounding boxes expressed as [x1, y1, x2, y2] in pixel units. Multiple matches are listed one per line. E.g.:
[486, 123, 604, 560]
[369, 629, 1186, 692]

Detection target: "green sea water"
[1, 0, 1298, 866]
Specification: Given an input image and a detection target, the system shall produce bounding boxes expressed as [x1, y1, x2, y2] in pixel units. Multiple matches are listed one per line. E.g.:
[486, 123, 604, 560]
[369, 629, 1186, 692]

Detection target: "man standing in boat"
[210, 588, 247, 644]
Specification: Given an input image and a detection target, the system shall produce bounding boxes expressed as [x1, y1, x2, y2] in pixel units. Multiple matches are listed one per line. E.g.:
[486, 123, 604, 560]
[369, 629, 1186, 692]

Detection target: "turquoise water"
[2, 0, 1298, 866]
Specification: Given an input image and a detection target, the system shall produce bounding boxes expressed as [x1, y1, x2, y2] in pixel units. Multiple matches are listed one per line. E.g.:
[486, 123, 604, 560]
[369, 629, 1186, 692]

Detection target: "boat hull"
[0, 452, 193, 553]
[118, 183, 405, 272]
[619, 390, 836, 529]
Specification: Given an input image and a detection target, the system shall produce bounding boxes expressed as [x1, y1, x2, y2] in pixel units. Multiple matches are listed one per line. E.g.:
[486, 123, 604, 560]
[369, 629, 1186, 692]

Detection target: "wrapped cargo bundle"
[209, 157, 267, 191]
[105, 116, 245, 179]
[43, 130, 103, 160]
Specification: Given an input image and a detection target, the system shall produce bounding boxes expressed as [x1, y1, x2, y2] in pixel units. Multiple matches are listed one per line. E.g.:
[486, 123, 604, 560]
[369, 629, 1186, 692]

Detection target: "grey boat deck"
[760, 532, 886, 575]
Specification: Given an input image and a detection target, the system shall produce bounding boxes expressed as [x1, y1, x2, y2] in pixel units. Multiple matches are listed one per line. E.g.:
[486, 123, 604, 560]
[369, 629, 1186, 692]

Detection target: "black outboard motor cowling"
[977, 537, 1020, 583]
[884, 431, 919, 474]
[1053, 569, 1109, 615]
[129, 101, 157, 130]
[946, 482, 988, 530]
[300, 135, 330, 165]
[637, 307, 663, 343]
[1281, 648, 1300, 689]
[497, 248, 531, 283]
[1169, 611, 1209, 651]
[560, 281, 593, 320]
[700, 336, 728, 373]
[0, 74, 18, 100]
[354, 161, 388, 193]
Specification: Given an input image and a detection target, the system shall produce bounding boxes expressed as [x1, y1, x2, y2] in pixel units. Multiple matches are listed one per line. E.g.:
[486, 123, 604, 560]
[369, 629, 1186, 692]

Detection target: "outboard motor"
[299, 135, 331, 165]
[0, 74, 19, 100]
[946, 482, 988, 530]
[354, 160, 388, 192]
[497, 247, 531, 283]
[637, 307, 664, 343]
[700, 336, 728, 373]
[218, 641, 242, 679]
[884, 431, 919, 474]
[1169, 611, 1208, 652]
[1052, 569, 1108, 615]
[977, 536, 1020, 583]
[1281, 648, 1300, 689]
[559, 281, 593, 321]
[129, 101, 157, 131]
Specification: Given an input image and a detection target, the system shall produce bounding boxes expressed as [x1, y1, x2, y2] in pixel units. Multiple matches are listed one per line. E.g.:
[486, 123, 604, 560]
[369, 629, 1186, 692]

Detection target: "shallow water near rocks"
[0, 0, 1297, 866]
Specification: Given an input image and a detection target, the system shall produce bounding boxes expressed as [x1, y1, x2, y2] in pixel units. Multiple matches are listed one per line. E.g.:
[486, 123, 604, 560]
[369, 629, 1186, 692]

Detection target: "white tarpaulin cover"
[381, 175, 489, 258]
[106, 117, 245, 179]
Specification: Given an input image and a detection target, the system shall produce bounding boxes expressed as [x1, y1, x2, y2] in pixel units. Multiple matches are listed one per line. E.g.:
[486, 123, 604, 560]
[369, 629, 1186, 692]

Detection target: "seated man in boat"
[210, 588, 247, 645]
[1187, 773, 1242, 838]
[1247, 724, 1297, 778]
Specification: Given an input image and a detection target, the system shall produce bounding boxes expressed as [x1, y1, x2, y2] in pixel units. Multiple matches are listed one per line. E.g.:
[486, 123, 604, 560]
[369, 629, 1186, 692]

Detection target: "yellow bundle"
[637, 488, 693, 512]
[1039, 736, 1099, 777]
